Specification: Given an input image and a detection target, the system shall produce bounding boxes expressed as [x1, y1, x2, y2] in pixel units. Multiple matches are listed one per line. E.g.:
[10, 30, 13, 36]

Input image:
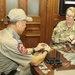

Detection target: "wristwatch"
[32, 47, 35, 53]
[42, 50, 48, 54]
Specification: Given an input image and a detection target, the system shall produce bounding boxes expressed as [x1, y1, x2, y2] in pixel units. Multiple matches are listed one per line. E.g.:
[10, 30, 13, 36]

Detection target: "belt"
[1, 70, 17, 75]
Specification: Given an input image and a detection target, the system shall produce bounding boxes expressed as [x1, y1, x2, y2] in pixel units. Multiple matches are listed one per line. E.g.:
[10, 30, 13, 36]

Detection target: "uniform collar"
[6, 26, 20, 40]
[64, 21, 75, 30]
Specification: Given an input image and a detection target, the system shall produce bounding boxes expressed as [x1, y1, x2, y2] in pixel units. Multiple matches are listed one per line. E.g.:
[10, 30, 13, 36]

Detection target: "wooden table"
[31, 50, 75, 75]
[31, 61, 54, 75]
[55, 51, 75, 71]
[31, 50, 56, 75]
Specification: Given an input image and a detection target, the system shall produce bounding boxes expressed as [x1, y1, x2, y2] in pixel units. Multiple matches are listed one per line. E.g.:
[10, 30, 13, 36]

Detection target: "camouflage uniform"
[52, 20, 75, 50]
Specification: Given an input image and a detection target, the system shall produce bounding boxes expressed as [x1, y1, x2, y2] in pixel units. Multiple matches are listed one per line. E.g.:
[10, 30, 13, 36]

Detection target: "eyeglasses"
[66, 14, 74, 18]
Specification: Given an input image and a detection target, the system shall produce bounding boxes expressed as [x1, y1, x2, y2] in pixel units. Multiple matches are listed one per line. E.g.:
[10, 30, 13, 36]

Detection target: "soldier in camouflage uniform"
[52, 7, 75, 51]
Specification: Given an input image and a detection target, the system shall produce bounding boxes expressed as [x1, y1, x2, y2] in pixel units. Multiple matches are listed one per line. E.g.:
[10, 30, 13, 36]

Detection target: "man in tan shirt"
[0, 8, 51, 75]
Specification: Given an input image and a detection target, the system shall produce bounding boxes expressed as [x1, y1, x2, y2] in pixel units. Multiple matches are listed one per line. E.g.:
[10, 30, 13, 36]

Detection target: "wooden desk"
[31, 50, 75, 75]
[31, 50, 56, 75]
[31, 62, 54, 75]
[55, 51, 75, 71]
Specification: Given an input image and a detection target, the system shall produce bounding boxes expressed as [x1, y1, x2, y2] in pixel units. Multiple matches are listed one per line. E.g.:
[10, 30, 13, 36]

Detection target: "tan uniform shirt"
[0, 27, 32, 74]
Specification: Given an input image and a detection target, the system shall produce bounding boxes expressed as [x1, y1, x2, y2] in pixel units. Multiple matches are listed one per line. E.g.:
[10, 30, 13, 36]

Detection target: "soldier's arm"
[52, 24, 66, 43]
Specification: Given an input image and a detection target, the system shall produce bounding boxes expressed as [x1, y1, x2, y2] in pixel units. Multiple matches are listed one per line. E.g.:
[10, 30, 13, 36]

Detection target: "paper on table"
[38, 62, 51, 74]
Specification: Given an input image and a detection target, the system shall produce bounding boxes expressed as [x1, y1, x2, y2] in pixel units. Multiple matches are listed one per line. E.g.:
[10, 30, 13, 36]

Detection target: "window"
[6, 0, 18, 15]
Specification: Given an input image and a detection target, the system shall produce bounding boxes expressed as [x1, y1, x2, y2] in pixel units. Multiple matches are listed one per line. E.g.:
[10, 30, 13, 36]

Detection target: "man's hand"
[65, 37, 72, 42]
[35, 43, 48, 52]
[44, 44, 52, 52]
[65, 35, 74, 43]
[71, 40, 75, 44]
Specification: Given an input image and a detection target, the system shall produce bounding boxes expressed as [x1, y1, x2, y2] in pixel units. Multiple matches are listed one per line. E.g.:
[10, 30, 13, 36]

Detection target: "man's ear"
[16, 21, 21, 28]
[74, 17, 75, 19]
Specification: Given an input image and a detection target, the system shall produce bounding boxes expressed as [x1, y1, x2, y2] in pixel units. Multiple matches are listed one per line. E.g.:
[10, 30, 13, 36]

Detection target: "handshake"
[34, 43, 52, 53]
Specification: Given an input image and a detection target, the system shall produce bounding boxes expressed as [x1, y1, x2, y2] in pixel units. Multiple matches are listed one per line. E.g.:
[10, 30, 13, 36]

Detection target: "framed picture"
[59, 0, 75, 16]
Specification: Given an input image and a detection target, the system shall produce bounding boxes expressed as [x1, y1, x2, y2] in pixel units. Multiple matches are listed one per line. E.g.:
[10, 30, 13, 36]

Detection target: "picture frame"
[59, 0, 75, 16]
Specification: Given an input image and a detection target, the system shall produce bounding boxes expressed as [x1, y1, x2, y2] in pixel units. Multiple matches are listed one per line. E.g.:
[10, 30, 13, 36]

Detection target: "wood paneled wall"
[0, 0, 66, 46]
[45, 0, 65, 44]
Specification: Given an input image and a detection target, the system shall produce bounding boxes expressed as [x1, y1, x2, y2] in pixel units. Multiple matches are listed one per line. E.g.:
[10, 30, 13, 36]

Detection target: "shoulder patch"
[18, 44, 28, 54]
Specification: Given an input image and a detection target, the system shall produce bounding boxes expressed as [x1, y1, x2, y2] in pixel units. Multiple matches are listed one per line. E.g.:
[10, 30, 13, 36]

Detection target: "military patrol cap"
[7, 8, 33, 22]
